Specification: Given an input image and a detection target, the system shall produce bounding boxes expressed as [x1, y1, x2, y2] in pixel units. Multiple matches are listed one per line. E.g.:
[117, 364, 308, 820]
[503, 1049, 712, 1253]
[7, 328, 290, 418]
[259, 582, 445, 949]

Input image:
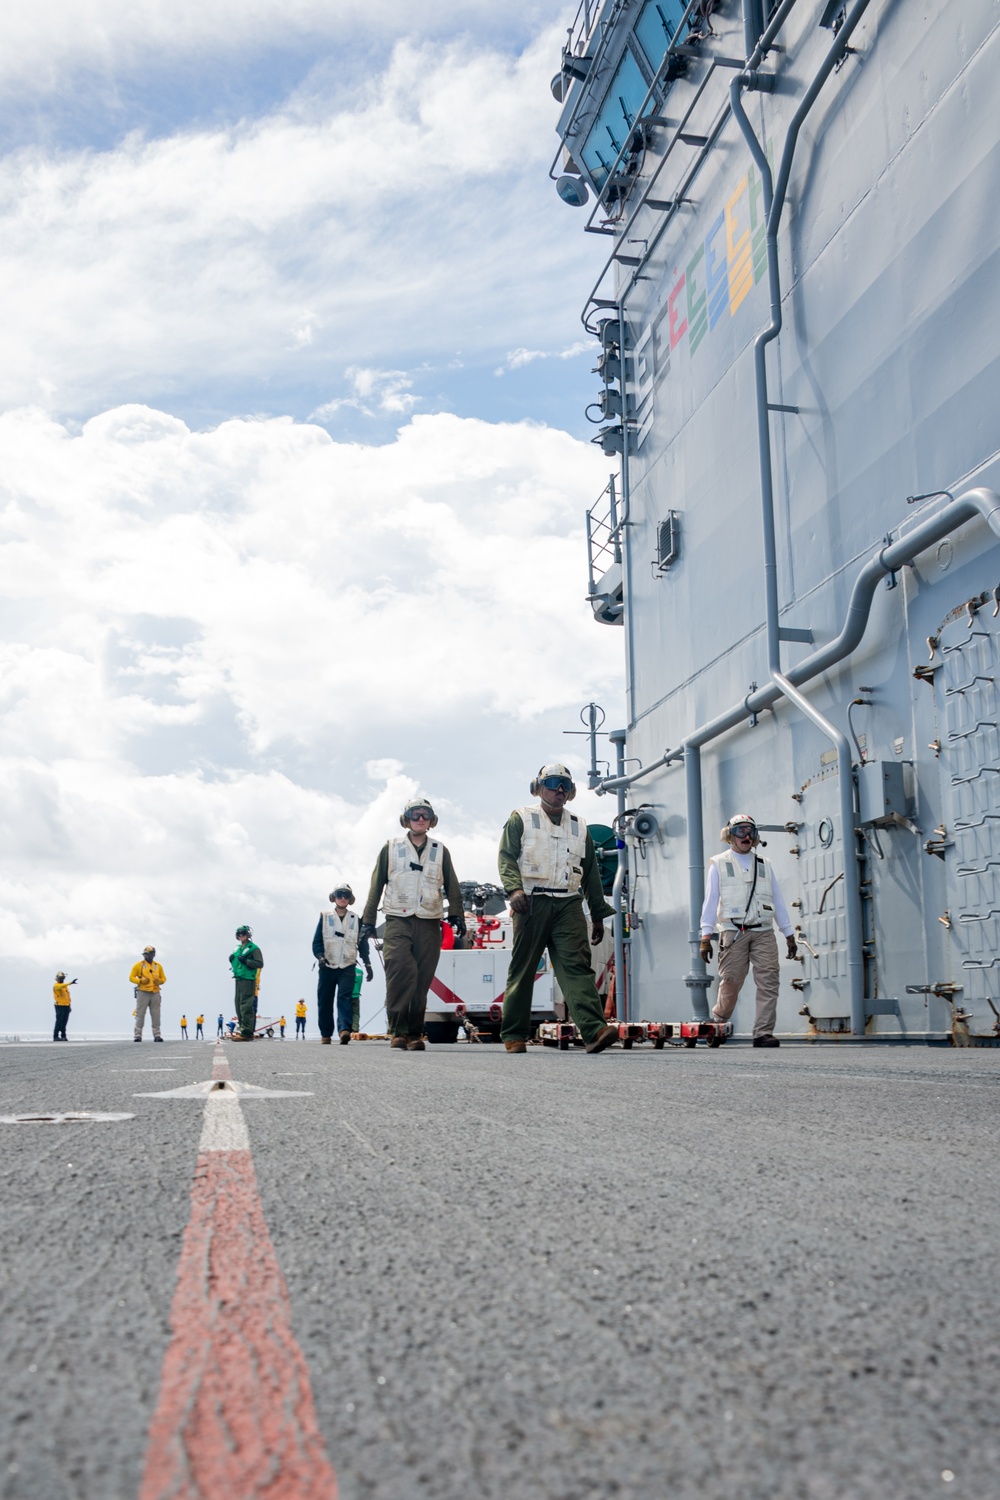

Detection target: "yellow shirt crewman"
[295, 999, 307, 1038]
[53, 971, 75, 1042]
[195, 1013, 205, 1038]
[129, 945, 166, 1042]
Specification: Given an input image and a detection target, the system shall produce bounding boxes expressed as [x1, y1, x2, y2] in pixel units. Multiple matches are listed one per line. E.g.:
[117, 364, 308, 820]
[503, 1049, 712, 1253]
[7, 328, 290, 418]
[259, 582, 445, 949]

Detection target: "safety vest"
[711, 851, 775, 929]
[322, 910, 360, 967]
[383, 837, 445, 919]
[517, 806, 586, 896]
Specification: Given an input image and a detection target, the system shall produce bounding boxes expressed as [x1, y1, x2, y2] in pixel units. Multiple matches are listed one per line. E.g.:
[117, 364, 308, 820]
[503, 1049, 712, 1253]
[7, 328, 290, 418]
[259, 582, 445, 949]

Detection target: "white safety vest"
[321, 910, 360, 968]
[517, 806, 586, 896]
[711, 851, 776, 929]
[383, 837, 446, 919]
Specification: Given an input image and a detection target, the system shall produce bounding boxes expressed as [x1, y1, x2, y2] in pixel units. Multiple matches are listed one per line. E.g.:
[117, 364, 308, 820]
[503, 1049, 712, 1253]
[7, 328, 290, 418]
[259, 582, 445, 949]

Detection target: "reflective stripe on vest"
[712, 851, 775, 929]
[322, 911, 360, 967]
[517, 806, 586, 896]
[383, 837, 446, 919]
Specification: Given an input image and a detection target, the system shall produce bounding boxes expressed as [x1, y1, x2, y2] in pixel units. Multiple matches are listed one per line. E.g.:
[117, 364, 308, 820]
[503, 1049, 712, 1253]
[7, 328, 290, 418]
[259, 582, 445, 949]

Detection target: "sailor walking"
[498, 763, 617, 1054]
[312, 884, 373, 1045]
[361, 796, 465, 1050]
[700, 813, 798, 1047]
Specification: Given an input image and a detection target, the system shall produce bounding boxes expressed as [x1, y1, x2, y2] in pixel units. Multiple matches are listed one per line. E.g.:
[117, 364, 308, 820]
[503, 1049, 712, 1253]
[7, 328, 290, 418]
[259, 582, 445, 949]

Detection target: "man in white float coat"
[498, 763, 617, 1055]
[311, 884, 373, 1045]
[361, 796, 465, 1051]
[699, 813, 798, 1048]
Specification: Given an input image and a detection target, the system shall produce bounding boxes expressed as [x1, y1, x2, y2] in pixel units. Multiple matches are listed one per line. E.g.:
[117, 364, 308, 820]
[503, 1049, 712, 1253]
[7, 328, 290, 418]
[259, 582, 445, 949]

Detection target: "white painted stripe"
[199, 1095, 250, 1152]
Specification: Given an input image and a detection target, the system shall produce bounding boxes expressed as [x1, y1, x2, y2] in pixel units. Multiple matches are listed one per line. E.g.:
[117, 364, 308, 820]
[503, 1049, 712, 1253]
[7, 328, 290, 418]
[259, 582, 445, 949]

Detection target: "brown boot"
[390, 1036, 408, 1050]
[406, 1038, 426, 1051]
[504, 1040, 527, 1054]
[320, 1035, 331, 1045]
[585, 1024, 618, 1054]
[339, 1030, 351, 1045]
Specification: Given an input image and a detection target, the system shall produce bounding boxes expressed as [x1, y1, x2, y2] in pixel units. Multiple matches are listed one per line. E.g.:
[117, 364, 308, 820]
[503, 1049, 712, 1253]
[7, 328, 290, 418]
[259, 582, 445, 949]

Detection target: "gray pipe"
[610, 729, 629, 1024]
[598, 745, 684, 794]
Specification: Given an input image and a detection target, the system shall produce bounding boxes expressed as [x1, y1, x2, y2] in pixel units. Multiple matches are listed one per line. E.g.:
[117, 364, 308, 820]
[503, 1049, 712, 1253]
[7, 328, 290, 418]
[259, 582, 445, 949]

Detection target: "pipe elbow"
[965, 487, 1000, 539]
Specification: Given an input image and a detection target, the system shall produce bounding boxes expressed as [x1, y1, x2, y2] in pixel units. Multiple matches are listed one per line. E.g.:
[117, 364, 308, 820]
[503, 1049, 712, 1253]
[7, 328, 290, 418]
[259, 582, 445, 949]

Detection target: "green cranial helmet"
[235, 924, 252, 938]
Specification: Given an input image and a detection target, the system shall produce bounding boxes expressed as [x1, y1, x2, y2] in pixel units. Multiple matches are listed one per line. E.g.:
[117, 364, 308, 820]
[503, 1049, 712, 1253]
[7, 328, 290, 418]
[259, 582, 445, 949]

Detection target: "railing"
[586, 476, 623, 596]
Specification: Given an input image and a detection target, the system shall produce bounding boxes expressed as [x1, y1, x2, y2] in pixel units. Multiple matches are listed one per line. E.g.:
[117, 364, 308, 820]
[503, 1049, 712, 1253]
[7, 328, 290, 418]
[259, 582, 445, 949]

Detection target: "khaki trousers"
[134, 989, 162, 1039]
[382, 915, 442, 1038]
[712, 928, 780, 1037]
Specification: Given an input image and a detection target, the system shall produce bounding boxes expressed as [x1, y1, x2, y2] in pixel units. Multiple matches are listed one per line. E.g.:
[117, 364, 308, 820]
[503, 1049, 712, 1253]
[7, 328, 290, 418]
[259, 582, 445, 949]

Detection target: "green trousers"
[501, 895, 607, 1045]
[382, 915, 443, 1038]
[234, 978, 257, 1039]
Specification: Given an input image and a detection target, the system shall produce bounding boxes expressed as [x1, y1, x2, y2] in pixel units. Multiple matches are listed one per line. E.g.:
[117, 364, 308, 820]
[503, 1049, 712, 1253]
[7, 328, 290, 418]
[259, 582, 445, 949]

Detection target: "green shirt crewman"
[499, 762, 617, 1054]
[361, 795, 464, 1050]
[229, 925, 263, 1040]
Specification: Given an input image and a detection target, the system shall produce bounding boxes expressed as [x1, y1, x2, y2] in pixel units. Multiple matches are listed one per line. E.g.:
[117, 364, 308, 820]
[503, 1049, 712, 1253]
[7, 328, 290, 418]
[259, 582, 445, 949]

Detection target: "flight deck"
[1, 1039, 997, 1499]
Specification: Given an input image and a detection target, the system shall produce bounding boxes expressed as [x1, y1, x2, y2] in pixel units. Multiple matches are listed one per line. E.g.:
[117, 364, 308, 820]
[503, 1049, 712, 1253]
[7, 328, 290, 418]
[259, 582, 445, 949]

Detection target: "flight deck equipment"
[680, 1020, 733, 1049]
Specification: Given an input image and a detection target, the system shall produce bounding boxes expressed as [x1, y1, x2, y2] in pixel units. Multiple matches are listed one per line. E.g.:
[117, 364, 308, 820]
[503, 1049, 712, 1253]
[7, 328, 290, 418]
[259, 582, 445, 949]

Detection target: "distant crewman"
[361, 796, 465, 1050]
[180, 1014, 188, 1039]
[195, 1013, 205, 1039]
[498, 764, 617, 1055]
[279, 1014, 286, 1039]
[52, 971, 76, 1042]
[229, 925, 263, 1041]
[699, 813, 798, 1048]
[130, 946, 166, 1043]
[295, 999, 307, 1038]
[217, 1012, 225, 1038]
[313, 884, 374, 1045]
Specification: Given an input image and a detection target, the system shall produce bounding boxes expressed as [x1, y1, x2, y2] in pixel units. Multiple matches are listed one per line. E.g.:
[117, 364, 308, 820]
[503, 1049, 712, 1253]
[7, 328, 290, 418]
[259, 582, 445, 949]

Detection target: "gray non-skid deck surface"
[1, 1041, 998, 1499]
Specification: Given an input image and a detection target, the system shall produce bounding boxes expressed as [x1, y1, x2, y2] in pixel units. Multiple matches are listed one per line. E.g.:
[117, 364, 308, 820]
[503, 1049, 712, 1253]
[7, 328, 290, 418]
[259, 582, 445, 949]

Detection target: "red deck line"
[140, 1053, 337, 1499]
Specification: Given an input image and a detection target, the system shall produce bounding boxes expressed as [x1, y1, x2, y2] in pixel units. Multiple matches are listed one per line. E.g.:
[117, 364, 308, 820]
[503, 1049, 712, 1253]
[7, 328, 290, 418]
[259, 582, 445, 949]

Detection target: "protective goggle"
[407, 808, 433, 821]
[540, 776, 573, 792]
[730, 824, 756, 839]
[331, 889, 352, 900]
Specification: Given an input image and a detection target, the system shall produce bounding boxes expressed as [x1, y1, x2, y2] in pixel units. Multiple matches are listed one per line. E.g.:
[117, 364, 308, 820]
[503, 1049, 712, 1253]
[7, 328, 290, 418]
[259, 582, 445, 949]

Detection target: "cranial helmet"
[142, 945, 155, 956]
[400, 796, 438, 829]
[330, 885, 355, 904]
[56, 971, 66, 982]
[530, 762, 577, 800]
[721, 813, 759, 846]
[235, 924, 252, 938]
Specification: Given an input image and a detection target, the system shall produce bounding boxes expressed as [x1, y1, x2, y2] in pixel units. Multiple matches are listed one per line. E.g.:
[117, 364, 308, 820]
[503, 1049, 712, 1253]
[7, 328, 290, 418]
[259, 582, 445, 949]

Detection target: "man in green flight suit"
[229, 924, 263, 1040]
[499, 762, 617, 1055]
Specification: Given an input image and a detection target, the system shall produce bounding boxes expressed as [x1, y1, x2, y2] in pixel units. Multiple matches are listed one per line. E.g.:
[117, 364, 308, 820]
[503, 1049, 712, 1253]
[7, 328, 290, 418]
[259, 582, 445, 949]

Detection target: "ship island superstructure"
[551, 0, 1000, 1039]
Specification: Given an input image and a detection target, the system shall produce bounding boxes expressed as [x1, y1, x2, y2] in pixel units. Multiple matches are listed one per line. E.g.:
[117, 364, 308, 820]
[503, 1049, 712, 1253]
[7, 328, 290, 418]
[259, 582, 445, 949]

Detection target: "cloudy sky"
[0, 0, 624, 1036]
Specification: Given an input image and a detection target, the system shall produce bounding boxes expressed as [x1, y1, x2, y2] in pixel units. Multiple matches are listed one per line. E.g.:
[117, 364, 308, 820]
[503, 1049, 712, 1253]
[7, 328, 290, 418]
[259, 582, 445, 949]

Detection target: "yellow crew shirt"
[53, 983, 72, 1007]
[295, 1001, 307, 1019]
[129, 960, 166, 992]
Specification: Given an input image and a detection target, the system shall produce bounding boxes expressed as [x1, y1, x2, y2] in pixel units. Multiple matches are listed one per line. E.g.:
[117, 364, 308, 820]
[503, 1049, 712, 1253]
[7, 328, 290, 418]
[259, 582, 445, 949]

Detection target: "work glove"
[359, 921, 377, 942]
[508, 890, 530, 916]
[786, 935, 799, 960]
[699, 936, 714, 963]
[364, 963, 374, 983]
[590, 920, 605, 946]
[449, 916, 467, 939]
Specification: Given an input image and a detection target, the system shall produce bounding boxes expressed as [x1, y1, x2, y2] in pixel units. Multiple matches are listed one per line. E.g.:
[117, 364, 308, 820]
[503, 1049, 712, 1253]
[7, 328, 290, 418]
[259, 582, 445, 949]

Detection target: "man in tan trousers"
[699, 813, 797, 1048]
[130, 945, 166, 1042]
